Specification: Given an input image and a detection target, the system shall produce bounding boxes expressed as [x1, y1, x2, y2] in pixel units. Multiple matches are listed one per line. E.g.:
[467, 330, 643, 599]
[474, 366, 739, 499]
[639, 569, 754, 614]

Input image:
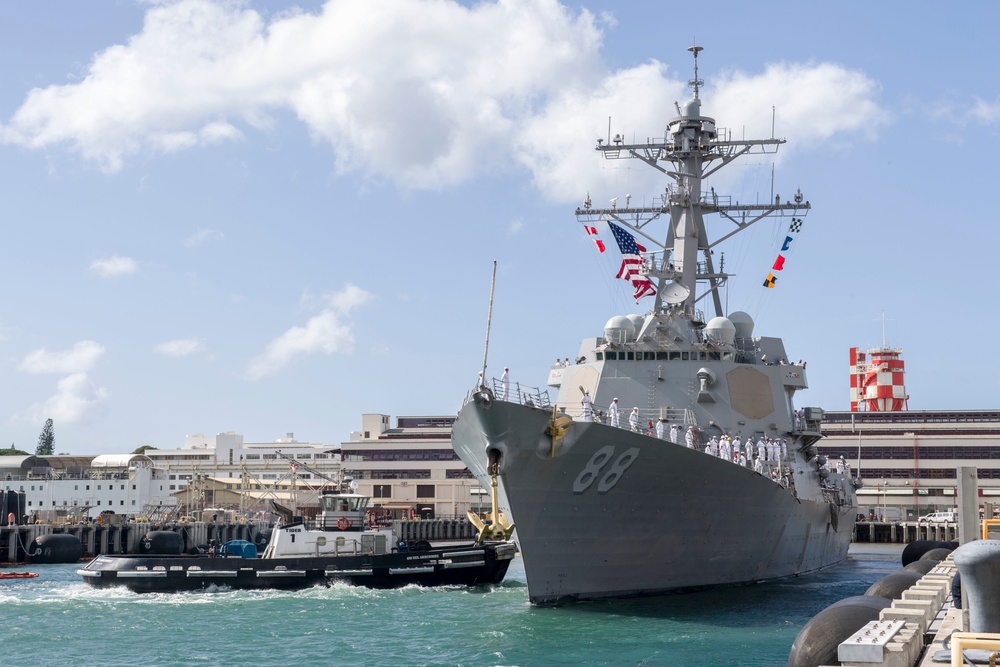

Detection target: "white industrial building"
[818, 410, 1000, 521]
[0, 454, 175, 521]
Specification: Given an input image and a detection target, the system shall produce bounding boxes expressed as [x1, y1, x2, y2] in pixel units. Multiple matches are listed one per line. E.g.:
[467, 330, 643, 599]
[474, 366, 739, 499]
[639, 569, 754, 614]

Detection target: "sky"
[2, 0, 999, 455]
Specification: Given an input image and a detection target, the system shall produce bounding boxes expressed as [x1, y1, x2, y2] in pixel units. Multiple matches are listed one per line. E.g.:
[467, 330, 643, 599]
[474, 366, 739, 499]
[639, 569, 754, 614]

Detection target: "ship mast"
[576, 45, 810, 321]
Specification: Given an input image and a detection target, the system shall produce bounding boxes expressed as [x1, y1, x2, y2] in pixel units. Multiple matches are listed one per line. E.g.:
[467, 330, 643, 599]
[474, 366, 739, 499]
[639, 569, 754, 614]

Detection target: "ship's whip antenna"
[480, 260, 497, 389]
[687, 44, 704, 99]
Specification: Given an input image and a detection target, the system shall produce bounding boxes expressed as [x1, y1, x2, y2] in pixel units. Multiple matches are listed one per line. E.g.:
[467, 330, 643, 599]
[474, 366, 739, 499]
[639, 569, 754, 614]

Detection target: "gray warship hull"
[453, 46, 858, 605]
[453, 399, 854, 604]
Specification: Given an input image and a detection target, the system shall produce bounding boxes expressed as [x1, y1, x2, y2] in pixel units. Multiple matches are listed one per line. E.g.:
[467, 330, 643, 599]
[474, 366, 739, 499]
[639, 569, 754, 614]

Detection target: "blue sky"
[2, 0, 998, 455]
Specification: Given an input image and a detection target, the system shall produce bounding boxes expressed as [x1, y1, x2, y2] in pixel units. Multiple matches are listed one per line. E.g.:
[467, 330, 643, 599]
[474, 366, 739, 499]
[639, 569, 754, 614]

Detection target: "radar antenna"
[687, 44, 704, 99]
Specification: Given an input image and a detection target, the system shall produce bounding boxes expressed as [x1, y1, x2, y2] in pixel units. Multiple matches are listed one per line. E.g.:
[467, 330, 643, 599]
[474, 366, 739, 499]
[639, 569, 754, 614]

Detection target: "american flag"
[608, 222, 656, 301]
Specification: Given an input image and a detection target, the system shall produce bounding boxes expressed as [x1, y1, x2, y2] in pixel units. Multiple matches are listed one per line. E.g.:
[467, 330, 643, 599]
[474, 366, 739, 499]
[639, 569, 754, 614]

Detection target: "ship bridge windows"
[600, 350, 722, 362]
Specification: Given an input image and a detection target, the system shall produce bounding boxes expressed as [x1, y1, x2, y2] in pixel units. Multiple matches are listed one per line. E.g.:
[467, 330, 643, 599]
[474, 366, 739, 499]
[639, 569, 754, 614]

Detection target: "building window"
[417, 484, 435, 499]
[373, 484, 392, 499]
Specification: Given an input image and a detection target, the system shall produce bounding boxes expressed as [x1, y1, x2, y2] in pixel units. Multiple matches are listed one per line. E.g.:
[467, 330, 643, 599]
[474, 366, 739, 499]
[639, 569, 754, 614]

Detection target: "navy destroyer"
[452, 46, 859, 605]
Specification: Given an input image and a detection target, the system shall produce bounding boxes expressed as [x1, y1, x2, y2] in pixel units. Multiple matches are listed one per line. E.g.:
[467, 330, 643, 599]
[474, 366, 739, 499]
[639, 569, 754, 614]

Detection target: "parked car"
[919, 510, 957, 523]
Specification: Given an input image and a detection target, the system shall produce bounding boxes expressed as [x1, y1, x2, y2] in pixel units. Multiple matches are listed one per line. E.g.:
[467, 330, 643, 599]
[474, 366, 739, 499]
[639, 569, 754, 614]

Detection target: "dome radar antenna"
[687, 44, 704, 99]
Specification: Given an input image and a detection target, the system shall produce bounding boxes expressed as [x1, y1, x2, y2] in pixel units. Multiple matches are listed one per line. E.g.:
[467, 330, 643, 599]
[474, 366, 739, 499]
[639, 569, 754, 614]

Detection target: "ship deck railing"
[484, 379, 552, 410]
[558, 405, 699, 432]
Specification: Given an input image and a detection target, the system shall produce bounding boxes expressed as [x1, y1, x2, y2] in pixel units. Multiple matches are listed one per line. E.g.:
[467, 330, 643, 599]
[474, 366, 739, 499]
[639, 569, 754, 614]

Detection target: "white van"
[918, 510, 957, 523]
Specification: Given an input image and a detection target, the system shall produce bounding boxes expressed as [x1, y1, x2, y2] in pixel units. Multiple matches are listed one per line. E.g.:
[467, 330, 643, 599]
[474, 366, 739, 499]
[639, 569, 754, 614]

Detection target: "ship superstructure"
[452, 46, 858, 604]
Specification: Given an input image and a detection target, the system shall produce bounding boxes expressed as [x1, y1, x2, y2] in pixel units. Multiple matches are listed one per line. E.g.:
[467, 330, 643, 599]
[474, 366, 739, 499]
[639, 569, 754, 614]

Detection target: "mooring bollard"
[953, 539, 1000, 632]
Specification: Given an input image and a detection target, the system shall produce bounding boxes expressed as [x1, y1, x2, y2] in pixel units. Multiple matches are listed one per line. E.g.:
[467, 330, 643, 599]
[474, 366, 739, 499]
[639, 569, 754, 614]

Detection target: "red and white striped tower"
[849, 346, 909, 411]
[849, 347, 865, 411]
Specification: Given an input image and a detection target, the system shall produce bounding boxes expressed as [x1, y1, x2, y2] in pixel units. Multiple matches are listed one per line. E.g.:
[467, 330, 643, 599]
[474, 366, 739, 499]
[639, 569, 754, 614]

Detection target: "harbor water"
[2, 543, 902, 667]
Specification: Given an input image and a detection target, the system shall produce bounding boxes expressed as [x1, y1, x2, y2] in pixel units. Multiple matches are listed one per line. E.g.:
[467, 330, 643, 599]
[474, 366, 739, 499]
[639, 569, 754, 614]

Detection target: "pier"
[853, 522, 958, 544]
[0, 520, 269, 563]
[1, 517, 479, 563]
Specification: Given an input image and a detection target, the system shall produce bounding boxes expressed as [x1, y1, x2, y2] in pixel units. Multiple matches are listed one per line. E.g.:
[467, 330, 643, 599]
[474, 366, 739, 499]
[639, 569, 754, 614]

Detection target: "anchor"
[467, 450, 515, 542]
[544, 404, 573, 458]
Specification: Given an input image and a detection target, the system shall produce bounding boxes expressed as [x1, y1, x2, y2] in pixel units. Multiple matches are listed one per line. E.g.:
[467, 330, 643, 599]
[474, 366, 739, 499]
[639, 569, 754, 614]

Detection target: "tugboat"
[451, 46, 859, 605]
[78, 490, 516, 593]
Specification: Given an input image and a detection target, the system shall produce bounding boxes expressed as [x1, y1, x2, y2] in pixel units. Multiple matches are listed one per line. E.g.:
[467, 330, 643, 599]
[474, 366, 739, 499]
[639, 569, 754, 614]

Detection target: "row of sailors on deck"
[706, 435, 788, 463]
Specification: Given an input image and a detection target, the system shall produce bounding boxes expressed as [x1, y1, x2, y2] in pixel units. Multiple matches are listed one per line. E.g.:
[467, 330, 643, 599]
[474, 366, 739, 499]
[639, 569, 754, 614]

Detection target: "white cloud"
[19, 340, 105, 374]
[90, 255, 138, 277]
[710, 61, 886, 146]
[970, 97, 1000, 124]
[16, 372, 110, 425]
[0, 0, 885, 201]
[154, 338, 206, 357]
[183, 228, 225, 247]
[245, 283, 372, 379]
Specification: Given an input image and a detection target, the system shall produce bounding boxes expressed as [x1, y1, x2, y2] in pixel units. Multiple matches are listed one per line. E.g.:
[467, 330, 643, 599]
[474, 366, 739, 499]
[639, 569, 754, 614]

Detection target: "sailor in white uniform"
[685, 427, 695, 449]
[581, 391, 593, 421]
[629, 407, 640, 432]
[499, 367, 509, 400]
[670, 423, 679, 444]
[609, 398, 620, 427]
[655, 418, 665, 439]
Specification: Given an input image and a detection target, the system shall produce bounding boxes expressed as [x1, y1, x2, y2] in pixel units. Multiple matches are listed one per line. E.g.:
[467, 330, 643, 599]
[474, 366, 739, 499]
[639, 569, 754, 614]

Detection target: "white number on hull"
[572, 446, 640, 494]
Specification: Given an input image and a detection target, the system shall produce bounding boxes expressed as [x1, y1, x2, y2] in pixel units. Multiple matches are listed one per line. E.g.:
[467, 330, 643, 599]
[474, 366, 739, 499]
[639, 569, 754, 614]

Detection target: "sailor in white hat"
[581, 390, 593, 421]
[608, 398, 620, 427]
